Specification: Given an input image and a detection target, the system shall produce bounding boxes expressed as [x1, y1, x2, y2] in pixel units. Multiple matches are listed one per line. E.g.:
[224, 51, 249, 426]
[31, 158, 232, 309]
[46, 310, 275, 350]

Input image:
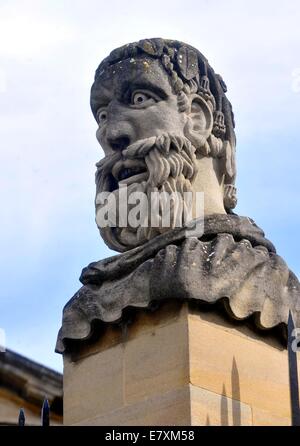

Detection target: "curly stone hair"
[91, 38, 237, 210]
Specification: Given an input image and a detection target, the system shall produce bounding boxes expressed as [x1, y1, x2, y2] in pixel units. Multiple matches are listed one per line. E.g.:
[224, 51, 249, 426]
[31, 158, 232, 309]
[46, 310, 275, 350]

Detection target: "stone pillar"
[63, 301, 296, 426]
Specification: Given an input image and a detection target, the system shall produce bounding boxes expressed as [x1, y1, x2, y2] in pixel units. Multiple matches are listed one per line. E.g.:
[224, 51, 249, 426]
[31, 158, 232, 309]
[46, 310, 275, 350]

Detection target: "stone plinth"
[63, 301, 295, 426]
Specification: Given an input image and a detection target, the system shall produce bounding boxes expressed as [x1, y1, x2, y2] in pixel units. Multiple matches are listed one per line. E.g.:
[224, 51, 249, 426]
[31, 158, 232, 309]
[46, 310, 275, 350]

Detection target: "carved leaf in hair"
[176, 46, 198, 81]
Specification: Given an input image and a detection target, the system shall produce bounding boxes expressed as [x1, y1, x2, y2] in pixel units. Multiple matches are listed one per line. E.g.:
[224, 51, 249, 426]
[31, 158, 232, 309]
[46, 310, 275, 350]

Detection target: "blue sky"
[0, 0, 299, 372]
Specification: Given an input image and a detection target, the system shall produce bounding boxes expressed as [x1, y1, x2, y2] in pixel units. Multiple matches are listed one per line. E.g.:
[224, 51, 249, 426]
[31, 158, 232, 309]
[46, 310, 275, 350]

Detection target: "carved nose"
[107, 136, 131, 151]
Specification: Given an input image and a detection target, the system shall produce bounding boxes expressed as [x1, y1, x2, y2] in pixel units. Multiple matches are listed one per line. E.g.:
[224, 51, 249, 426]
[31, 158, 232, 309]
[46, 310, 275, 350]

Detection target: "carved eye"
[96, 108, 107, 125]
[132, 92, 149, 105]
[131, 91, 155, 107]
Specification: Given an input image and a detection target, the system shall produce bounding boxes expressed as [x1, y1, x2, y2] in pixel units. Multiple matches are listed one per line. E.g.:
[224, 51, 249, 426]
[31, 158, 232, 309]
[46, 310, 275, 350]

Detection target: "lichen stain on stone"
[143, 41, 154, 54]
[143, 61, 150, 71]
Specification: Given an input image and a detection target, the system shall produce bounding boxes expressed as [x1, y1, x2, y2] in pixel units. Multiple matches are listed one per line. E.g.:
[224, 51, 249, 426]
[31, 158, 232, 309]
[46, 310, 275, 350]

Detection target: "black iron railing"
[18, 399, 50, 426]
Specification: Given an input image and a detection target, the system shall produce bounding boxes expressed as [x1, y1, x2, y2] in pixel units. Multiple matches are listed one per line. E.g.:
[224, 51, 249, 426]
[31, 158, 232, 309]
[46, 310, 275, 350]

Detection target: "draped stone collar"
[56, 214, 299, 353]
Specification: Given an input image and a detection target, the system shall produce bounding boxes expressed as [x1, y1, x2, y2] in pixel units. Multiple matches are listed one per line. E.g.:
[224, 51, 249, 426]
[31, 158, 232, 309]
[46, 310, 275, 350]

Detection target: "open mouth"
[118, 166, 147, 182]
[112, 160, 148, 186]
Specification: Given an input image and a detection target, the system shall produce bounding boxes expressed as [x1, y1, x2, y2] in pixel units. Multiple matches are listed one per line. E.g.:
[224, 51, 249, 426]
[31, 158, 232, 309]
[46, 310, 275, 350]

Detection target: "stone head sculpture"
[90, 38, 237, 252]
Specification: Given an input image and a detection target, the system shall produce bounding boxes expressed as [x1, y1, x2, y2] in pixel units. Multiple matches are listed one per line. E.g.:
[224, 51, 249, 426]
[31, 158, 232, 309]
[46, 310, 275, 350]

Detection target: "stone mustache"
[56, 39, 300, 353]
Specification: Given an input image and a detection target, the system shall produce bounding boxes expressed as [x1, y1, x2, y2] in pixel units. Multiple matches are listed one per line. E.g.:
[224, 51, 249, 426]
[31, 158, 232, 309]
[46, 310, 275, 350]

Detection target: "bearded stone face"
[91, 56, 224, 252]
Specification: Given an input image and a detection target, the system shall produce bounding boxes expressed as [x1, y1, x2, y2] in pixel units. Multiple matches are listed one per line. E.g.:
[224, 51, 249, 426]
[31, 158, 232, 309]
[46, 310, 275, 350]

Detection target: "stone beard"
[91, 43, 237, 252]
[96, 133, 198, 250]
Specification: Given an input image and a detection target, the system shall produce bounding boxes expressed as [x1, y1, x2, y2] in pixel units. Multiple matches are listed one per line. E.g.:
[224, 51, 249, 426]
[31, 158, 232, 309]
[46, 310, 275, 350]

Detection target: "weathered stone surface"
[69, 385, 253, 426]
[56, 214, 299, 353]
[63, 303, 296, 425]
[71, 386, 192, 426]
[190, 385, 252, 426]
[64, 344, 123, 424]
[63, 302, 190, 425]
[124, 315, 189, 405]
[188, 311, 291, 419]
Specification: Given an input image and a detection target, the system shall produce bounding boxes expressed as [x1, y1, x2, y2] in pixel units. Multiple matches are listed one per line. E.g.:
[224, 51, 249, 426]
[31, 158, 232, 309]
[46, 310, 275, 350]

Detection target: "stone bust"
[56, 38, 300, 353]
[91, 38, 237, 252]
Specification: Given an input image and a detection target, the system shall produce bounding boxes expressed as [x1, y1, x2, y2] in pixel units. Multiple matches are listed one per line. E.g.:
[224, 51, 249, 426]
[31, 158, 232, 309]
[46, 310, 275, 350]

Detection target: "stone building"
[0, 349, 63, 425]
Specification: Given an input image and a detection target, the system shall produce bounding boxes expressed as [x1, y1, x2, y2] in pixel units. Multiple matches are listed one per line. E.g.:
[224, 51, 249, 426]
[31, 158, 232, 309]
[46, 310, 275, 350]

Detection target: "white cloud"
[0, 68, 7, 93]
[292, 68, 300, 93]
[0, 2, 76, 59]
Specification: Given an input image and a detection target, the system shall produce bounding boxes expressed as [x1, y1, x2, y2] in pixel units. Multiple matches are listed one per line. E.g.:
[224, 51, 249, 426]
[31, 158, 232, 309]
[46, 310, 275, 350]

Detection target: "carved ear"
[189, 95, 213, 137]
[184, 95, 213, 151]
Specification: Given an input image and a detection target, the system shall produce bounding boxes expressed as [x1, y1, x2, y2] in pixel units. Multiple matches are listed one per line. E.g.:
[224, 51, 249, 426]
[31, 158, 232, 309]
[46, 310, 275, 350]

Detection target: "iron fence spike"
[41, 398, 50, 427]
[18, 408, 25, 426]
